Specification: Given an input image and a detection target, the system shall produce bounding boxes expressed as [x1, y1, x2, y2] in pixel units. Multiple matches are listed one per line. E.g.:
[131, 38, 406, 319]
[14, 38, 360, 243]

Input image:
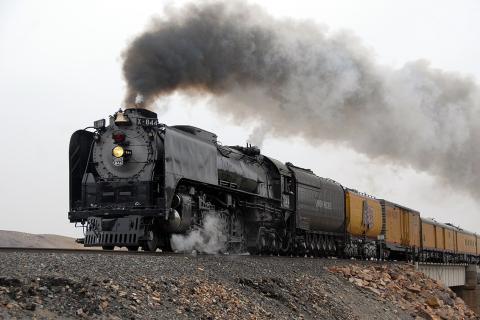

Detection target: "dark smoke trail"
[122, 1, 480, 198]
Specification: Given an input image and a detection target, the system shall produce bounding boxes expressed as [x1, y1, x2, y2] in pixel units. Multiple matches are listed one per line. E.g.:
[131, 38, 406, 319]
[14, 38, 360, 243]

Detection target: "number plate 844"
[113, 157, 124, 167]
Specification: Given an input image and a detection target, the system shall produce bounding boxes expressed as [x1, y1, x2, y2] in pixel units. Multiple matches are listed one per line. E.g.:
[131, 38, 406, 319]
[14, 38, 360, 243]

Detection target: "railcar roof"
[345, 188, 377, 199]
[378, 199, 420, 214]
[445, 223, 477, 236]
[421, 217, 457, 230]
[286, 162, 343, 189]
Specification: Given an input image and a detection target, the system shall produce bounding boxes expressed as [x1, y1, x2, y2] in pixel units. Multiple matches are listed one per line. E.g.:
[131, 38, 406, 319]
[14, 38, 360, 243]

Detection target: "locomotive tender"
[69, 108, 479, 263]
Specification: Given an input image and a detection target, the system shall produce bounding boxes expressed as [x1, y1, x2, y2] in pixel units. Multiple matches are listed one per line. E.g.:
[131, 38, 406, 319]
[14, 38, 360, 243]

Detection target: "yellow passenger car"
[380, 200, 421, 258]
[344, 189, 382, 239]
[421, 218, 456, 251]
[421, 218, 457, 261]
[456, 229, 477, 256]
[477, 235, 480, 256]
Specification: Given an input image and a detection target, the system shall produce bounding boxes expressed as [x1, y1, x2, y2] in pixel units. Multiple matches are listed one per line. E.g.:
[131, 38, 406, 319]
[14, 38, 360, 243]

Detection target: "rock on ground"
[0, 252, 413, 319]
[328, 264, 479, 320]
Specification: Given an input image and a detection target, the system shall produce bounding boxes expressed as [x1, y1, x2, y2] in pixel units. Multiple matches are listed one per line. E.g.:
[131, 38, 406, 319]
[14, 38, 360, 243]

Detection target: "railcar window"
[284, 177, 293, 194]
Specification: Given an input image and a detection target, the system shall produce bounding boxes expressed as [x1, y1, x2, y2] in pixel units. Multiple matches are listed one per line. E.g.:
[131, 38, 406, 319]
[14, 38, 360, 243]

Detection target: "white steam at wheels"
[170, 214, 227, 254]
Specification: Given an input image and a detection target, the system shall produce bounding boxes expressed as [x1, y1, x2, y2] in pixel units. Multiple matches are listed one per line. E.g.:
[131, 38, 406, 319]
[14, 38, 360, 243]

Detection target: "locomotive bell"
[114, 109, 130, 126]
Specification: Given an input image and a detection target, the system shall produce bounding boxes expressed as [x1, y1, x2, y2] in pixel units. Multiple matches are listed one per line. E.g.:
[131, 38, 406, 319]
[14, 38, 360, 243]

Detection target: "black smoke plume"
[123, 1, 480, 198]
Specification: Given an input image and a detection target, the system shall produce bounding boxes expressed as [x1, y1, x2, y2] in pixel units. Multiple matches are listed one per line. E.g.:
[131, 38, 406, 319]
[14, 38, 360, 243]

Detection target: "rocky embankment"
[329, 264, 477, 320]
[0, 252, 477, 319]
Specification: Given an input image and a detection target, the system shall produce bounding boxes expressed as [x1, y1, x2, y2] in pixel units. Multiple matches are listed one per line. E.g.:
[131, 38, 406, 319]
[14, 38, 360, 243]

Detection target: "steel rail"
[0, 247, 180, 256]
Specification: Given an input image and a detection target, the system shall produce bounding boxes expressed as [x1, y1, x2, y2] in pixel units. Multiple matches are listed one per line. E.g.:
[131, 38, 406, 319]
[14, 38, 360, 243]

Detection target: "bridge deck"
[415, 263, 469, 287]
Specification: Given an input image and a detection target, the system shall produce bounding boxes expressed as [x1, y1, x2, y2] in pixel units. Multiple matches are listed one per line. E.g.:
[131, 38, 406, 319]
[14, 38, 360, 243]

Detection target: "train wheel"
[102, 245, 114, 250]
[280, 232, 291, 255]
[331, 240, 337, 255]
[270, 237, 277, 255]
[229, 211, 246, 254]
[321, 236, 327, 254]
[127, 246, 139, 251]
[314, 235, 320, 257]
[307, 234, 315, 256]
[299, 239, 307, 257]
[383, 249, 390, 261]
[160, 234, 173, 252]
[142, 231, 158, 252]
[259, 234, 267, 253]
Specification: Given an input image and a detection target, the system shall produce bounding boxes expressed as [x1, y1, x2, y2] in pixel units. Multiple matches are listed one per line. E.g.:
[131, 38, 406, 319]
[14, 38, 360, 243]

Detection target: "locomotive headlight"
[112, 146, 124, 158]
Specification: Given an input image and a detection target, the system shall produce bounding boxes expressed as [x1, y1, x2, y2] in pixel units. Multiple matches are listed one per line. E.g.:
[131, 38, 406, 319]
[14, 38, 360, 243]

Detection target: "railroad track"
[0, 247, 180, 256]
[0, 247, 471, 268]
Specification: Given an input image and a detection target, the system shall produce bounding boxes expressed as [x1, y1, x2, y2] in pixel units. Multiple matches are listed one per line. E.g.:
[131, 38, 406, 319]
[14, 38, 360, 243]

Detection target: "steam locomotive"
[69, 108, 479, 263]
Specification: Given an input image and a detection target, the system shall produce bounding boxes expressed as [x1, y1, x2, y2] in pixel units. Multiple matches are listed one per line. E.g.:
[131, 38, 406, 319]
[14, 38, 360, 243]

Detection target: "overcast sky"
[1, 0, 479, 237]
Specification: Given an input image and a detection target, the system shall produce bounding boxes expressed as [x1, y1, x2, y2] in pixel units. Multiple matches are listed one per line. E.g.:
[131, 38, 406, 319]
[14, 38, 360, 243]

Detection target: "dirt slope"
[0, 252, 414, 320]
[0, 230, 83, 249]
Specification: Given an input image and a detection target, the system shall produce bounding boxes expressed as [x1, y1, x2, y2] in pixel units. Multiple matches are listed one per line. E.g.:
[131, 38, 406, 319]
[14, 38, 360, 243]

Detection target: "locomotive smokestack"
[122, 1, 480, 199]
[134, 93, 145, 109]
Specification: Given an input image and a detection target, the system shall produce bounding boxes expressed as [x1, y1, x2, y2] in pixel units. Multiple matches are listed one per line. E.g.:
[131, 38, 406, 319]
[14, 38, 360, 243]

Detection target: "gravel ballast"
[0, 251, 422, 319]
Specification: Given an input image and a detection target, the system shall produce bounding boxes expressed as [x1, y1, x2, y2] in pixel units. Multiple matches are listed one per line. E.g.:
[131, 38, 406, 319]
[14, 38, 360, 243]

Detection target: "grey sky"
[1, 0, 479, 237]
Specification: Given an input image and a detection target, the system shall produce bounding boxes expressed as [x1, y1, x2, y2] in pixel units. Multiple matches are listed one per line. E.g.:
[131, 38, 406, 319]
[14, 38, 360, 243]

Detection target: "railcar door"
[410, 212, 421, 248]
